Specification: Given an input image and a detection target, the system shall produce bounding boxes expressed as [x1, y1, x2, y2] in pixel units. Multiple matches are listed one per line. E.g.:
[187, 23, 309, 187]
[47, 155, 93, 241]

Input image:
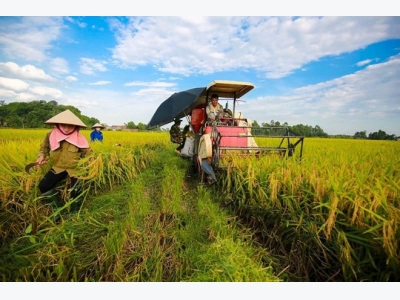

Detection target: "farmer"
[36, 109, 92, 210]
[206, 93, 224, 122]
[169, 117, 189, 154]
[90, 123, 104, 142]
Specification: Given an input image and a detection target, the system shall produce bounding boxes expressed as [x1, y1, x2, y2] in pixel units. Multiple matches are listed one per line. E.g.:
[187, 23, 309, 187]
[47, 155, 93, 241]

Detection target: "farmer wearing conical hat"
[90, 123, 104, 142]
[36, 109, 92, 210]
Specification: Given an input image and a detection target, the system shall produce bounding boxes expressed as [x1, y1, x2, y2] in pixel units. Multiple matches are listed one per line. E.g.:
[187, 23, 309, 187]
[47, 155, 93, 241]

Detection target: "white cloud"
[111, 16, 400, 78]
[66, 76, 77, 82]
[0, 68, 66, 103]
[0, 89, 19, 98]
[50, 57, 69, 74]
[65, 17, 87, 29]
[0, 16, 398, 136]
[0, 17, 63, 62]
[0, 84, 66, 102]
[124, 81, 176, 88]
[240, 56, 400, 134]
[130, 87, 175, 98]
[356, 59, 372, 67]
[0, 76, 29, 91]
[29, 85, 65, 99]
[0, 62, 56, 82]
[80, 58, 108, 75]
[89, 81, 111, 85]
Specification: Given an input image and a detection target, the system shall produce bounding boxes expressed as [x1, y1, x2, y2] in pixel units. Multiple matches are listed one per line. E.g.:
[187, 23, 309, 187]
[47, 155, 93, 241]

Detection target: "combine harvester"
[147, 80, 305, 186]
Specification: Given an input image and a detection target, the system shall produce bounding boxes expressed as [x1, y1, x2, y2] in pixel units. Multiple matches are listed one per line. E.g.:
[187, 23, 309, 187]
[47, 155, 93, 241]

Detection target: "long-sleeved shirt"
[90, 130, 103, 142]
[39, 131, 92, 175]
[170, 123, 184, 143]
[206, 103, 224, 121]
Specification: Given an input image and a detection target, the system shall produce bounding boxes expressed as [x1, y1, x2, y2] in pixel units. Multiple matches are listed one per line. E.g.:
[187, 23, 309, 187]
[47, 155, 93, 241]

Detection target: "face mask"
[58, 124, 76, 135]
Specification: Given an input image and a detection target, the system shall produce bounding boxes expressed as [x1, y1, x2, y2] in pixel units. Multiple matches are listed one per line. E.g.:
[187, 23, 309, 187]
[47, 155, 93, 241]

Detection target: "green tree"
[126, 121, 136, 129]
[86, 117, 100, 128]
[252, 120, 260, 128]
[368, 130, 396, 140]
[137, 122, 147, 131]
[0, 101, 97, 128]
[354, 131, 367, 139]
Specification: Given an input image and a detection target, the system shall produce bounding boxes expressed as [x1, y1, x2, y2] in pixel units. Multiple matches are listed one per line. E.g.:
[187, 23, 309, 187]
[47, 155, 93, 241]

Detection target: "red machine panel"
[204, 126, 248, 147]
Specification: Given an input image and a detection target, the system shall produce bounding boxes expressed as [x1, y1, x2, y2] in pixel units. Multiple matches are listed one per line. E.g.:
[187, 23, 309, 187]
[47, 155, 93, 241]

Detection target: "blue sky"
[1, 3, 400, 135]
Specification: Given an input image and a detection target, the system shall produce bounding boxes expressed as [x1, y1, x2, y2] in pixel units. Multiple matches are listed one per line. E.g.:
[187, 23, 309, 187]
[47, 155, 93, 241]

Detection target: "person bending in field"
[169, 117, 189, 154]
[36, 109, 92, 210]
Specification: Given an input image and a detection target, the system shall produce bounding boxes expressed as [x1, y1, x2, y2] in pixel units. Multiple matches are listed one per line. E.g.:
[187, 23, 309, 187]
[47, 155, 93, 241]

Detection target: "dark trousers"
[39, 169, 81, 199]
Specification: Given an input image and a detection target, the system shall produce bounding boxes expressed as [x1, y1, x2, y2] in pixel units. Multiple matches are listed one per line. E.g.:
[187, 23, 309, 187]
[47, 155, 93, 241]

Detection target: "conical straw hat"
[92, 123, 104, 129]
[45, 109, 87, 128]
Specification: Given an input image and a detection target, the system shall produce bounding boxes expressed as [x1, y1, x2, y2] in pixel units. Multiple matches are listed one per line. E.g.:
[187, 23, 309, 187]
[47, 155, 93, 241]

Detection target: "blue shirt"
[90, 130, 103, 142]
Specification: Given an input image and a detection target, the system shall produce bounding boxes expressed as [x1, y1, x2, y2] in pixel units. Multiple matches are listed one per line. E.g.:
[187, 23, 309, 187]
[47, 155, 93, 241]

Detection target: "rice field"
[217, 137, 400, 281]
[0, 128, 399, 282]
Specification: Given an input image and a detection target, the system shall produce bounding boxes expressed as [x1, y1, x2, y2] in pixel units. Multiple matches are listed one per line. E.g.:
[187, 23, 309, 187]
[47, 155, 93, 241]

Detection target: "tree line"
[353, 130, 398, 141]
[253, 120, 398, 140]
[0, 100, 164, 131]
[251, 120, 329, 138]
[0, 100, 397, 139]
[0, 100, 99, 129]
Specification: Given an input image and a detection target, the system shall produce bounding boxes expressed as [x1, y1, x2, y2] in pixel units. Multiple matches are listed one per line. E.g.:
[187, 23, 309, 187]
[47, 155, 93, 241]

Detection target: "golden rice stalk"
[325, 193, 340, 239]
[382, 218, 398, 263]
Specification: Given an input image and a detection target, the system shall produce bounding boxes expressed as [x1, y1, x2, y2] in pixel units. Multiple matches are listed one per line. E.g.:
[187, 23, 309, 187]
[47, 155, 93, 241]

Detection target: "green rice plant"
[2, 129, 399, 282]
[1, 129, 279, 282]
[0, 130, 166, 253]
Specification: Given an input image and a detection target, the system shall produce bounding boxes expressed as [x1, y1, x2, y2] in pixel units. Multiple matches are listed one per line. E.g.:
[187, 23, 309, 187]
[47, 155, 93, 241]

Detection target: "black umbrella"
[146, 87, 206, 129]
